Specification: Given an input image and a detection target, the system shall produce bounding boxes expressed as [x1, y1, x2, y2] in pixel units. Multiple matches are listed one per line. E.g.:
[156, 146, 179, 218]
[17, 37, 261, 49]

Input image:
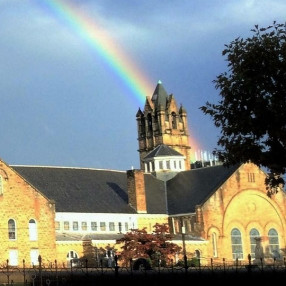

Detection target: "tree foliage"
[116, 223, 181, 266]
[200, 21, 286, 196]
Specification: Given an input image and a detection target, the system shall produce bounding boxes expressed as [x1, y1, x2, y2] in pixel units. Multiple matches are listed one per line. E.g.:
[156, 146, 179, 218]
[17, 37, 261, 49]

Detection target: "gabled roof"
[166, 164, 240, 215]
[12, 166, 136, 214]
[11, 164, 240, 216]
[144, 144, 183, 160]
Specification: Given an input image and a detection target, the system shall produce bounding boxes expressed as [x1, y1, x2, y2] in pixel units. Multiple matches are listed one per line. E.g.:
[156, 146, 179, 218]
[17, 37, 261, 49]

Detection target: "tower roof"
[151, 80, 168, 109]
[144, 144, 183, 160]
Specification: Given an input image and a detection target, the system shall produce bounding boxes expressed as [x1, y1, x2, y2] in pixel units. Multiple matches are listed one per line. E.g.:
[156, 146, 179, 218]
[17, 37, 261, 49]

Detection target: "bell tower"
[136, 81, 191, 170]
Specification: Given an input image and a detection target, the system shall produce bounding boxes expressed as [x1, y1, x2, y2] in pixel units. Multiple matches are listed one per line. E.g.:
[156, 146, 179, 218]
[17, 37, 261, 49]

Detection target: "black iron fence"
[0, 255, 285, 286]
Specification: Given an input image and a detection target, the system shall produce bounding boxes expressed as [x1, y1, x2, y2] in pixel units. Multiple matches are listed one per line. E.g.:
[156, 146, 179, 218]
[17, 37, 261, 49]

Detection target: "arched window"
[195, 249, 200, 258]
[268, 228, 280, 258]
[249, 228, 260, 259]
[67, 250, 78, 267]
[171, 112, 177, 129]
[8, 219, 16, 240]
[29, 219, 38, 241]
[212, 233, 218, 257]
[231, 228, 243, 260]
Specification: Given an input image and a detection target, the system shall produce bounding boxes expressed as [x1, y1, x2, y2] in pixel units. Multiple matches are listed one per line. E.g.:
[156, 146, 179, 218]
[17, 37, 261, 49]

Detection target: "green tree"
[200, 21, 286, 196]
[116, 223, 181, 267]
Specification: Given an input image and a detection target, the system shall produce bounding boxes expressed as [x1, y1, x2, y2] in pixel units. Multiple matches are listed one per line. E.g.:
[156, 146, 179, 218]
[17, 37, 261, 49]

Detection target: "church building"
[0, 81, 285, 267]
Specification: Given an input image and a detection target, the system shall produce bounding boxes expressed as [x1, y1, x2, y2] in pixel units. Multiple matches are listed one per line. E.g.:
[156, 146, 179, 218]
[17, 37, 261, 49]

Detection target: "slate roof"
[56, 233, 124, 242]
[144, 173, 166, 214]
[151, 80, 168, 108]
[144, 144, 183, 160]
[166, 164, 240, 215]
[11, 164, 240, 216]
[12, 166, 136, 214]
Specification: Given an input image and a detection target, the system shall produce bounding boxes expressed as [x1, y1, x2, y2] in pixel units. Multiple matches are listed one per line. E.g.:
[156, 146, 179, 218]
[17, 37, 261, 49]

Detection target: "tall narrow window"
[29, 219, 38, 241]
[119, 222, 122, 233]
[55, 221, 60, 231]
[212, 233, 218, 257]
[125, 222, 129, 231]
[0, 175, 3, 195]
[30, 249, 39, 266]
[248, 173, 255, 182]
[140, 115, 145, 134]
[249, 228, 260, 258]
[73, 221, 78, 231]
[91, 222, 97, 231]
[64, 221, 70, 231]
[8, 219, 16, 240]
[109, 222, 115, 231]
[231, 228, 243, 260]
[9, 249, 18, 266]
[100, 222, 106, 231]
[166, 160, 170, 169]
[268, 228, 280, 257]
[81, 222, 87, 231]
[147, 113, 152, 131]
[171, 112, 177, 129]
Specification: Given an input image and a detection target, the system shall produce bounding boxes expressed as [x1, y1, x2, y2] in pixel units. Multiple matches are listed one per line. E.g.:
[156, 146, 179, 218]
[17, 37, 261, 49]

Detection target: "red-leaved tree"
[116, 223, 181, 267]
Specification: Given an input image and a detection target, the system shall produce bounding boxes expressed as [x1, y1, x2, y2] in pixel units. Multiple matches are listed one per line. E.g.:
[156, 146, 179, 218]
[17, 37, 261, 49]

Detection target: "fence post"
[130, 258, 133, 274]
[184, 254, 188, 274]
[260, 257, 264, 272]
[23, 259, 26, 285]
[100, 259, 104, 274]
[38, 255, 43, 286]
[85, 259, 88, 274]
[114, 255, 119, 277]
[55, 260, 59, 286]
[223, 258, 226, 274]
[6, 259, 10, 285]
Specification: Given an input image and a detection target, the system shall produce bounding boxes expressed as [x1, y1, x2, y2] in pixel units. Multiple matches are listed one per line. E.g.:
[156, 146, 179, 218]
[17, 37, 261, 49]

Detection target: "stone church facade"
[0, 81, 285, 267]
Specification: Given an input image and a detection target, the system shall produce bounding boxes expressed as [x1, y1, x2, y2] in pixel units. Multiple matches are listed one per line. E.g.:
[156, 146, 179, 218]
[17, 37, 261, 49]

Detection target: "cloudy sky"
[0, 0, 285, 170]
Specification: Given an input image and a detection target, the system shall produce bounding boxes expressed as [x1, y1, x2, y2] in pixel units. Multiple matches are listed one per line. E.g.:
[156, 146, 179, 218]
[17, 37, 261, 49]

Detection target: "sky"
[0, 0, 285, 171]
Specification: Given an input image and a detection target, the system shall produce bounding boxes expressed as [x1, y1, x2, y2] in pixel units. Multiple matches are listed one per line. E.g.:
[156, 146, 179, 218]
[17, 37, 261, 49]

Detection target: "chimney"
[127, 169, 147, 213]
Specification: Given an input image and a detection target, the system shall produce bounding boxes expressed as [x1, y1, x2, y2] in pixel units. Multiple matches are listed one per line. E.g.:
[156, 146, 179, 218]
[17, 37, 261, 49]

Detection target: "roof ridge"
[11, 165, 126, 173]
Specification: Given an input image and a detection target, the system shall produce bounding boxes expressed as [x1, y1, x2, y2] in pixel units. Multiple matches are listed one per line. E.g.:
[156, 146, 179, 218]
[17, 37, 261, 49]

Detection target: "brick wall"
[0, 160, 56, 266]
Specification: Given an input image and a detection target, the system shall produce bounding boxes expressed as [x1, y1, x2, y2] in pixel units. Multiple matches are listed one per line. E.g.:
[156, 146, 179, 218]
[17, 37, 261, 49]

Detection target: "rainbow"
[40, 0, 154, 106]
[39, 1, 202, 156]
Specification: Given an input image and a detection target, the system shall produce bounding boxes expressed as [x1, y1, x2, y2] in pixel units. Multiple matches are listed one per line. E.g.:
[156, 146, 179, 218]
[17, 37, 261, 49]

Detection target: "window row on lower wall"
[7, 249, 39, 267]
[7, 219, 38, 241]
[55, 220, 133, 233]
[230, 228, 280, 260]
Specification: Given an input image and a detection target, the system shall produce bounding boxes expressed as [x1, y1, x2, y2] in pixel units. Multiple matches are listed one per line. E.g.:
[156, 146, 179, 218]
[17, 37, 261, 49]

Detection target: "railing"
[0, 255, 285, 285]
